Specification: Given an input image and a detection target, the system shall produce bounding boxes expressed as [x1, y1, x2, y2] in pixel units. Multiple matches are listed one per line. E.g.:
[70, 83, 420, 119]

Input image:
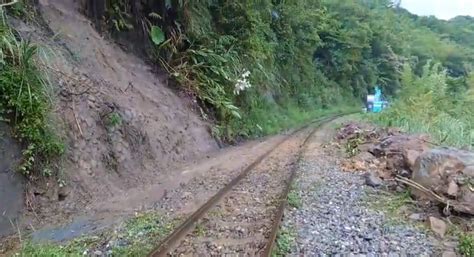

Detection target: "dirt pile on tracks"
[4, 0, 218, 236]
[336, 122, 474, 216]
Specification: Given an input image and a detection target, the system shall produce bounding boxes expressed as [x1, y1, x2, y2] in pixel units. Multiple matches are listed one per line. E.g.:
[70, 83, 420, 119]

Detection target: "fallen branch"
[395, 175, 445, 203]
[395, 175, 473, 215]
[0, 0, 18, 8]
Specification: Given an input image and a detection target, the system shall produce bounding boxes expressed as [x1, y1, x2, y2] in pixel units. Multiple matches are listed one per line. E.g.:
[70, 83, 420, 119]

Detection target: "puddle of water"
[31, 216, 116, 243]
[0, 122, 24, 237]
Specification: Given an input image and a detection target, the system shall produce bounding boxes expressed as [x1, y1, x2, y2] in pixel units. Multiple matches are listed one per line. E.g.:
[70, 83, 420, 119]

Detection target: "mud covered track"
[148, 115, 345, 257]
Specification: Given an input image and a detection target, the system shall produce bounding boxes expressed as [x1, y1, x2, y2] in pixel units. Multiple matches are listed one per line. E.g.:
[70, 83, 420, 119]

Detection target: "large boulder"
[369, 134, 431, 175]
[411, 148, 474, 215]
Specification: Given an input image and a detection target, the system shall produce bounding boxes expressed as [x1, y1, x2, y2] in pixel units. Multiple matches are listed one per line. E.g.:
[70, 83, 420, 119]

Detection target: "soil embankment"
[2, 0, 218, 238]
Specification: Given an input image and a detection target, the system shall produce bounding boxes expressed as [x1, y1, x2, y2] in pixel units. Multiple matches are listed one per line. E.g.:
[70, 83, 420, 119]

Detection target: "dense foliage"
[81, 0, 474, 143]
[373, 63, 474, 148]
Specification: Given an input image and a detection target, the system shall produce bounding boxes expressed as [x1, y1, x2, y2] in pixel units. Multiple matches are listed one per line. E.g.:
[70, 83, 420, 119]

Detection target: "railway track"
[148, 115, 343, 257]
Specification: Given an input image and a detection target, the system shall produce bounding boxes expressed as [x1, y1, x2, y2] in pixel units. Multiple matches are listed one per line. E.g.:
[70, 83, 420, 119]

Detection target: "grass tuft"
[459, 233, 474, 257]
[17, 212, 181, 256]
[287, 190, 302, 209]
[272, 227, 296, 257]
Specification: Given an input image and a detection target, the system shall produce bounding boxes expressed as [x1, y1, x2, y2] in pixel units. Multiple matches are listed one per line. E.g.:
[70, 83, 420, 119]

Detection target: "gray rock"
[364, 172, 383, 187]
[429, 216, 447, 238]
[408, 213, 424, 221]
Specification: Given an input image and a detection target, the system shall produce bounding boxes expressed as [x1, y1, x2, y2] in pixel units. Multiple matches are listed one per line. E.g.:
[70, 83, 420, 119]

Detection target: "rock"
[412, 148, 474, 215]
[395, 185, 406, 193]
[93, 250, 103, 256]
[364, 134, 430, 182]
[404, 149, 423, 171]
[364, 172, 383, 187]
[58, 186, 70, 201]
[428, 217, 447, 238]
[447, 180, 459, 197]
[441, 251, 457, 257]
[399, 169, 411, 178]
[408, 213, 424, 221]
[356, 152, 377, 162]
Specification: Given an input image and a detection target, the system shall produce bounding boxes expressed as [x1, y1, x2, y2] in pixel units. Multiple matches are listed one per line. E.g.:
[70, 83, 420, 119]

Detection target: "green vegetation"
[111, 212, 179, 256]
[366, 189, 416, 224]
[287, 186, 302, 209]
[19, 237, 101, 257]
[273, 227, 297, 256]
[3, 0, 474, 171]
[105, 111, 123, 129]
[194, 223, 206, 237]
[459, 233, 474, 257]
[91, 0, 474, 144]
[0, 9, 63, 175]
[18, 212, 180, 257]
[372, 62, 474, 148]
[345, 136, 364, 157]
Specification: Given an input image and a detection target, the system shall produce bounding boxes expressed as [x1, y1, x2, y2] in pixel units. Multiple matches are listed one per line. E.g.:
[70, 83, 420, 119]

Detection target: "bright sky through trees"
[401, 0, 474, 20]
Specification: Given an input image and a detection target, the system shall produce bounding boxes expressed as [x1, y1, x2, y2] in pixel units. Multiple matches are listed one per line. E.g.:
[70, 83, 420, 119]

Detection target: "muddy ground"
[2, 0, 219, 242]
[0, 122, 23, 237]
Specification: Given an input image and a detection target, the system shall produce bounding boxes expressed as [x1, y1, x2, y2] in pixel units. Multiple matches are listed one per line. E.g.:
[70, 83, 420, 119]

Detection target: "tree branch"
[0, 0, 19, 8]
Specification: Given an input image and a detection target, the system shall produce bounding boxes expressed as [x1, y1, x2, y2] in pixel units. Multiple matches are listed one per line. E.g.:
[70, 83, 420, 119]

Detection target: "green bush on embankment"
[0, 7, 63, 176]
[371, 62, 474, 149]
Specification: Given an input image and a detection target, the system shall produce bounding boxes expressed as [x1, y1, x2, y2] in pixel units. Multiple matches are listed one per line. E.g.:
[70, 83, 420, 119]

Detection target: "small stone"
[429, 217, 447, 238]
[408, 213, 424, 221]
[364, 172, 383, 187]
[93, 250, 102, 256]
[395, 185, 406, 193]
[447, 180, 459, 197]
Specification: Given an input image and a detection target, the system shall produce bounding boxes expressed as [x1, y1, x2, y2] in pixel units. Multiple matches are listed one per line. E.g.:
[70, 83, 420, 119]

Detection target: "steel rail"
[148, 113, 347, 257]
[262, 115, 342, 256]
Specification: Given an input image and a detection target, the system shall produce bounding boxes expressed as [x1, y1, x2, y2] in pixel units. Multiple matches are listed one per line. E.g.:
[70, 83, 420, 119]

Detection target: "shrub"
[0, 11, 63, 175]
[372, 62, 474, 149]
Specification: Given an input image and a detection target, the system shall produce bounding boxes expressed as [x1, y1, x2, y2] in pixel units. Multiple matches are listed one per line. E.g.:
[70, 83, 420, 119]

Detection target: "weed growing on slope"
[0, 11, 63, 175]
[105, 111, 122, 129]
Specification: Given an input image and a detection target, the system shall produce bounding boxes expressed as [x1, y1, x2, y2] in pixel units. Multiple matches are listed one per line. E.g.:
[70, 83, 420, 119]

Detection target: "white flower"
[234, 70, 252, 95]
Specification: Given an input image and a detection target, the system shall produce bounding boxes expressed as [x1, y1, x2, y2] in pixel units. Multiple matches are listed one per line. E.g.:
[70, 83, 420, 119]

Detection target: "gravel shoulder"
[279, 119, 440, 256]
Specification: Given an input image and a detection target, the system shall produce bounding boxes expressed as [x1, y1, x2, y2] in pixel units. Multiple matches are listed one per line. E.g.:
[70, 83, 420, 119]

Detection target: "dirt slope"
[0, 122, 23, 237]
[8, 0, 217, 231]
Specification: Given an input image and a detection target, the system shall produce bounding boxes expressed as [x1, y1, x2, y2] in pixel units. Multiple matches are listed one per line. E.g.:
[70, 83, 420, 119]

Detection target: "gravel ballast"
[280, 124, 439, 256]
